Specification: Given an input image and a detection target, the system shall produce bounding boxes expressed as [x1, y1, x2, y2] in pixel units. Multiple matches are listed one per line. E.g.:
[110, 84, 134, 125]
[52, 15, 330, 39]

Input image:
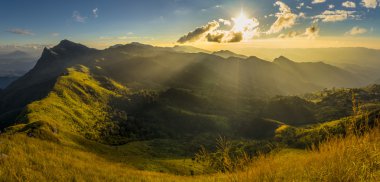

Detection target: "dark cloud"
[277, 25, 320, 39]
[177, 21, 219, 43]
[226, 32, 243, 43]
[305, 25, 320, 39]
[177, 14, 259, 44]
[206, 32, 225, 43]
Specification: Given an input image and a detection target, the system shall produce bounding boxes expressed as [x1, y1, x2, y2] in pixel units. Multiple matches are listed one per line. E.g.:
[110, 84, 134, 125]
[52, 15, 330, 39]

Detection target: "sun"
[232, 10, 251, 32]
[230, 9, 259, 41]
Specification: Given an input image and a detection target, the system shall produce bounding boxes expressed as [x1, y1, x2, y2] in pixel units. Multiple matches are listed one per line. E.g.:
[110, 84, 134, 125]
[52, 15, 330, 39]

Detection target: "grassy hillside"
[5, 65, 129, 144]
[1, 120, 379, 181]
[1, 41, 380, 181]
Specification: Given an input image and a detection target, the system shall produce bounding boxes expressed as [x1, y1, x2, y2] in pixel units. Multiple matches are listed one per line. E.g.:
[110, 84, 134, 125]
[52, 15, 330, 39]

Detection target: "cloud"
[6, 28, 34, 35]
[278, 31, 300, 39]
[177, 21, 220, 43]
[51, 33, 60, 37]
[296, 3, 304, 9]
[267, 1, 298, 34]
[299, 12, 307, 19]
[206, 31, 225, 43]
[177, 13, 259, 44]
[93, 8, 99, 18]
[219, 19, 231, 26]
[313, 10, 357, 22]
[345, 26, 368, 35]
[278, 25, 320, 39]
[72, 11, 87, 22]
[205, 30, 244, 43]
[304, 25, 320, 39]
[312, 0, 326, 4]
[328, 4, 335, 9]
[226, 32, 243, 42]
[342, 1, 356, 8]
[361, 0, 378, 8]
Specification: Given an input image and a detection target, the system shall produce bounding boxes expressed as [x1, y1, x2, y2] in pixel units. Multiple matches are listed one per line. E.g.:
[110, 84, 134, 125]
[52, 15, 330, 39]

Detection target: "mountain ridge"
[0, 40, 370, 132]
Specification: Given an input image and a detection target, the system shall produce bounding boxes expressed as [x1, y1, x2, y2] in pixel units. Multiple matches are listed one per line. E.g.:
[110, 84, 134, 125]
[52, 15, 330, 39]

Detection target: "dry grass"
[228, 126, 380, 182]
[1, 125, 380, 181]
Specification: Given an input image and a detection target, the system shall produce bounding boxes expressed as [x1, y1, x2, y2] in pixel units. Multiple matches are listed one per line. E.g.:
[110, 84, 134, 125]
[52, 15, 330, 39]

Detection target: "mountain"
[171, 45, 210, 53]
[1, 40, 380, 181]
[212, 50, 248, 59]
[0, 40, 369, 138]
[0, 50, 38, 76]
[0, 76, 18, 89]
[273, 56, 365, 88]
[241, 47, 380, 82]
[0, 40, 96, 121]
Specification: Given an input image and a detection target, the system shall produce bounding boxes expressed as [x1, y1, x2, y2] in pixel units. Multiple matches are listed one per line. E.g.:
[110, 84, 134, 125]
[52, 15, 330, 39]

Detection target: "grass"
[228, 126, 380, 181]
[1, 123, 380, 181]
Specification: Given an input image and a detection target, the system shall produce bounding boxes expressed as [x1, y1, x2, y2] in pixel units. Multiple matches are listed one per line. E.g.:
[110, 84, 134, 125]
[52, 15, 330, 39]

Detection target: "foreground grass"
[1, 126, 380, 181]
[230, 127, 380, 182]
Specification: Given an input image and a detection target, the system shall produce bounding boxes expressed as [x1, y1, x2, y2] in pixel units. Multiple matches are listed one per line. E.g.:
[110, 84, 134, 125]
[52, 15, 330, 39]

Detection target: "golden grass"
[228, 127, 380, 182]
[1, 126, 380, 181]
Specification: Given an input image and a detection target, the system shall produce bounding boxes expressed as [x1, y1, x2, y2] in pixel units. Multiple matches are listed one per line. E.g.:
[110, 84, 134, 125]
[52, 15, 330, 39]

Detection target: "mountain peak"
[53, 39, 90, 51]
[212, 50, 247, 59]
[33, 40, 94, 70]
[273, 56, 294, 64]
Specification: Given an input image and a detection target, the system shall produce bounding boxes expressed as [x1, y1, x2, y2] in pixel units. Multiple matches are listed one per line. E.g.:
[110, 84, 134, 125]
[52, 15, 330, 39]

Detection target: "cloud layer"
[313, 10, 357, 22]
[6, 28, 34, 35]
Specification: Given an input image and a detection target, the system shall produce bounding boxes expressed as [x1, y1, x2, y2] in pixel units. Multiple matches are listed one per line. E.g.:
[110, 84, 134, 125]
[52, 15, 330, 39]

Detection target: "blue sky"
[0, 0, 379, 49]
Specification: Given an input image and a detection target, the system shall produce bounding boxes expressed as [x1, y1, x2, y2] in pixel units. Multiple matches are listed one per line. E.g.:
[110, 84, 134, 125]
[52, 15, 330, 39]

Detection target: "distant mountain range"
[212, 50, 248, 59]
[0, 50, 38, 77]
[0, 40, 367, 114]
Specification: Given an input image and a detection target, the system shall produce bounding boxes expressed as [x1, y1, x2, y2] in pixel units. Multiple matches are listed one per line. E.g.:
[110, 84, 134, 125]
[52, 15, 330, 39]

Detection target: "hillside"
[0, 114, 379, 181]
[0, 76, 18, 89]
[1, 40, 380, 181]
[0, 40, 374, 138]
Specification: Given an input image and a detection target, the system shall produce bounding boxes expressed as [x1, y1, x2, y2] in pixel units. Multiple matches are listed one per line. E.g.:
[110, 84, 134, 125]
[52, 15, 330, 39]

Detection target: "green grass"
[7, 65, 129, 144]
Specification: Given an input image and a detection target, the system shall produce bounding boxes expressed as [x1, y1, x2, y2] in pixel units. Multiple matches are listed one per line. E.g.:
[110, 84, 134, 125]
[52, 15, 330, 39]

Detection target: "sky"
[0, 0, 380, 52]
